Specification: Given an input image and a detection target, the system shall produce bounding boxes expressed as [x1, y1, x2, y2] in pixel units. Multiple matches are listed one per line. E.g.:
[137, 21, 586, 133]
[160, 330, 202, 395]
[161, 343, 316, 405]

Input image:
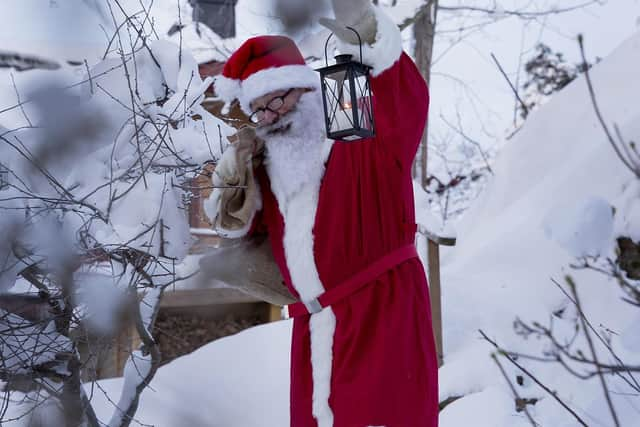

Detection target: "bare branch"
[480, 329, 590, 426]
[578, 34, 640, 179]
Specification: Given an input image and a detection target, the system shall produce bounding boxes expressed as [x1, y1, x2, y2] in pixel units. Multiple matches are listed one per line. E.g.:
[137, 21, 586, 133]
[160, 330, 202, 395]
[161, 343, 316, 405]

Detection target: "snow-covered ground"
[75, 28, 640, 427]
[88, 321, 292, 427]
[437, 29, 640, 426]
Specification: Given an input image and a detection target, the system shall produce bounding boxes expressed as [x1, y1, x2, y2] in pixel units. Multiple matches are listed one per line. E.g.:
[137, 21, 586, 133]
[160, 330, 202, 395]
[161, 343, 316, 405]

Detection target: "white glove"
[319, 0, 377, 45]
[204, 126, 264, 238]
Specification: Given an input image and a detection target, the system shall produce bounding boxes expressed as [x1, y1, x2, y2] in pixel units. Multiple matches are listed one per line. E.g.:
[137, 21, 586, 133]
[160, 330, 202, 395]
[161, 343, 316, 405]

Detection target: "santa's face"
[253, 88, 325, 140]
[249, 88, 310, 130]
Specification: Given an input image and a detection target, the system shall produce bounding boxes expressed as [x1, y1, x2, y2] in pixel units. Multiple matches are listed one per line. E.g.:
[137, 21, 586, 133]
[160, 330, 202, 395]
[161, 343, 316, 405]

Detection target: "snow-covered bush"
[0, 27, 233, 426]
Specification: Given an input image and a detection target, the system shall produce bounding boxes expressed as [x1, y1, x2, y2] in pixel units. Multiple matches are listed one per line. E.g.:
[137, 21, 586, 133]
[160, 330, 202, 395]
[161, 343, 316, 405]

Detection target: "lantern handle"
[323, 33, 334, 66]
[323, 27, 364, 66]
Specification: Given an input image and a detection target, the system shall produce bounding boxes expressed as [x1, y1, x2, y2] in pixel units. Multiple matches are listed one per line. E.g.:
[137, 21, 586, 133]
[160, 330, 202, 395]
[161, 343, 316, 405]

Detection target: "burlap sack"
[210, 126, 264, 236]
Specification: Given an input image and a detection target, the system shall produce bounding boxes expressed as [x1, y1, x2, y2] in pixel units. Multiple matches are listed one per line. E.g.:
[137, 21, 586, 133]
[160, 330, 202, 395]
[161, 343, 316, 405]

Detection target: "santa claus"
[203, 0, 438, 426]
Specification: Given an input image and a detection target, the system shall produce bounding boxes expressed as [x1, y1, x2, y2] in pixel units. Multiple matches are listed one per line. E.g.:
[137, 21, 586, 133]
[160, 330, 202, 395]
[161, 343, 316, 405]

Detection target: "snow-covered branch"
[0, 2, 235, 424]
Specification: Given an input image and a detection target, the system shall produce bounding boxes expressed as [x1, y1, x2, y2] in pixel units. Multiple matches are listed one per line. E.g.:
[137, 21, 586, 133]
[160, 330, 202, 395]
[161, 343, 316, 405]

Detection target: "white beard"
[258, 90, 332, 208]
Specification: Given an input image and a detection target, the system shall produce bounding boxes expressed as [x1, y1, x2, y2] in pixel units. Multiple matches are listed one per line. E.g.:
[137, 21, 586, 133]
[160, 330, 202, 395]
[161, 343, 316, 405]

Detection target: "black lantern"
[316, 29, 375, 141]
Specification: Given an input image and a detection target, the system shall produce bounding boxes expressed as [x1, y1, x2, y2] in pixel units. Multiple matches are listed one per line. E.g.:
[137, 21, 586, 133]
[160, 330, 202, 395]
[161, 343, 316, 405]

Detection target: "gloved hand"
[205, 126, 264, 238]
[319, 0, 377, 45]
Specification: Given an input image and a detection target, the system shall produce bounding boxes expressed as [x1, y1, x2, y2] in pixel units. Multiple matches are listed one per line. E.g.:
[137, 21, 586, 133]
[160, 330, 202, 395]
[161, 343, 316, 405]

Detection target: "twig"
[438, 1, 604, 18]
[479, 329, 589, 426]
[84, 59, 94, 95]
[107, 0, 148, 190]
[551, 275, 640, 391]
[578, 34, 640, 179]
[491, 353, 538, 426]
[566, 276, 620, 426]
[0, 58, 134, 117]
[491, 53, 528, 119]
[10, 73, 32, 127]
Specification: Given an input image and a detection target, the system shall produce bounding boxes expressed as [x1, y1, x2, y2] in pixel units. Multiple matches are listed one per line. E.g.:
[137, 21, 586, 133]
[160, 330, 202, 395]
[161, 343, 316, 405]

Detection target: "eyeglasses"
[249, 89, 294, 124]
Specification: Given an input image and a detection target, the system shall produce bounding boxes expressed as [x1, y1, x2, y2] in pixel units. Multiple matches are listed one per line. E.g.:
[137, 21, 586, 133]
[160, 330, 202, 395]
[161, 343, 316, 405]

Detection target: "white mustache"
[261, 90, 327, 203]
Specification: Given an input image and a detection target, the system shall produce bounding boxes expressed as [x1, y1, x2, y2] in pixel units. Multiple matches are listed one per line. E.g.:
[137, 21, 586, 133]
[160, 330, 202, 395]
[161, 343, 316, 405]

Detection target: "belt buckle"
[303, 298, 323, 314]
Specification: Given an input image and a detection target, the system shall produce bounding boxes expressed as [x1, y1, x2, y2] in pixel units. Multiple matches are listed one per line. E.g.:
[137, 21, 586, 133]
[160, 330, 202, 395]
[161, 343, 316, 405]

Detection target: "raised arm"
[321, 1, 429, 169]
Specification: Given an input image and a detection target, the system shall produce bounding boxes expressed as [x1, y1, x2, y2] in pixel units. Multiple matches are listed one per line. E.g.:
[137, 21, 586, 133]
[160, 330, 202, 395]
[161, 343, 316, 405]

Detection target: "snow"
[439, 386, 531, 427]
[613, 179, 640, 242]
[72, 269, 130, 336]
[0, 0, 107, 62]
[542, 196, 614, 258]
[140, 286, 162, 331]
[107, 350, 154, 427]
[74, 27, 640, 427]
[414, 179, 445, 234]
[89, 321, 292, 427]
[438, 31, 640, 426]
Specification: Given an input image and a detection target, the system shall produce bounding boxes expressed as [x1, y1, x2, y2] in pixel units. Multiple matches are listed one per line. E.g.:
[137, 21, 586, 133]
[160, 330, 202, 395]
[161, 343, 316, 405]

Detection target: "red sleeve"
[370, 52, 429, 170]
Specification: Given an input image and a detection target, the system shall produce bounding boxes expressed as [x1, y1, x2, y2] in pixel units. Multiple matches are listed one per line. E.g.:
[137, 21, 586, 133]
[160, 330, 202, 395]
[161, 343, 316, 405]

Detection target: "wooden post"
[426, 239, 444, 367]
[419, 225, 455, 367]
[413, 0, 439, 187]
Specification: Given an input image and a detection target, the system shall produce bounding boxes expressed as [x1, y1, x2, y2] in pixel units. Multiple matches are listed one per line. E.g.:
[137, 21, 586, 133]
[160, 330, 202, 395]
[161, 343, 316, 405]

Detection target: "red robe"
[255, 46, 438, 427]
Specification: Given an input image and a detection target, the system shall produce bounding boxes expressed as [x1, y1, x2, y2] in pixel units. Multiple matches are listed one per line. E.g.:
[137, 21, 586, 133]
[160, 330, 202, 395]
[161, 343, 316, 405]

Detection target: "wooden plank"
[267, 304, 283, 322]
[417, 224, 456, 246]
[427, 239, 444, 367]
[160, 288, 260, 309]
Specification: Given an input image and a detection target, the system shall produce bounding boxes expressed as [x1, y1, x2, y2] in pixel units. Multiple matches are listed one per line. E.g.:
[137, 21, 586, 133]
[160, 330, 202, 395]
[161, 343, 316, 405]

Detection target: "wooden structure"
[417, 224, 456, 367]
[190, 0, 239, 39]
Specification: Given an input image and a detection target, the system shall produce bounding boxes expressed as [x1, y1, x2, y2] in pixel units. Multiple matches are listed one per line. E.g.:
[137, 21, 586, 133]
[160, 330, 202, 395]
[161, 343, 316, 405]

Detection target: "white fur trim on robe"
[310, 307, 337, 427]
[267, 138, 335, 427]
[280, 184, 335, 427]
[336, 5, 402, 77]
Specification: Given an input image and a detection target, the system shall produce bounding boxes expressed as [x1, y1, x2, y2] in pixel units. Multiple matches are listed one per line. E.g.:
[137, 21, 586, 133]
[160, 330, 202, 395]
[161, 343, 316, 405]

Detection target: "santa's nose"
[261, 109, 279, 125]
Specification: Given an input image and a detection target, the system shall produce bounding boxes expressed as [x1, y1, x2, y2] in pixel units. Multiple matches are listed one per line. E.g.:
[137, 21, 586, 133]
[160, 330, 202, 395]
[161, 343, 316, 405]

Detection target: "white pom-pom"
[213, 75, 241, 103]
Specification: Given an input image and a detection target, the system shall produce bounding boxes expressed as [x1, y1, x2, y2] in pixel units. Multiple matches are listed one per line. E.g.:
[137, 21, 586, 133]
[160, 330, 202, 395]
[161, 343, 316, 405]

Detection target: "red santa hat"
[214, 35, 320, 116]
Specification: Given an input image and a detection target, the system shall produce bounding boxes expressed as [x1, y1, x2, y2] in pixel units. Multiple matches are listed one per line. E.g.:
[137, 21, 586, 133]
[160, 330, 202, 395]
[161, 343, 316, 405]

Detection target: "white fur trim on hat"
[337, 5, 402, 77]
[238, 64, 320, 115]
[213, 74, 241, 114]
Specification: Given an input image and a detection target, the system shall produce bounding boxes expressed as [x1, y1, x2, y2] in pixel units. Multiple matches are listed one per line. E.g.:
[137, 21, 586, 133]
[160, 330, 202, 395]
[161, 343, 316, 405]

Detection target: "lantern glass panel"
[353, 72, 374, 133]
[321, 63, 375, 141]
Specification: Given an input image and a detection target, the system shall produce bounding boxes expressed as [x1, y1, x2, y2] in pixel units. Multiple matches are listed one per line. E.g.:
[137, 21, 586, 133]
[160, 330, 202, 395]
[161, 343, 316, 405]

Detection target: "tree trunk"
[413, 0, 438, 188]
